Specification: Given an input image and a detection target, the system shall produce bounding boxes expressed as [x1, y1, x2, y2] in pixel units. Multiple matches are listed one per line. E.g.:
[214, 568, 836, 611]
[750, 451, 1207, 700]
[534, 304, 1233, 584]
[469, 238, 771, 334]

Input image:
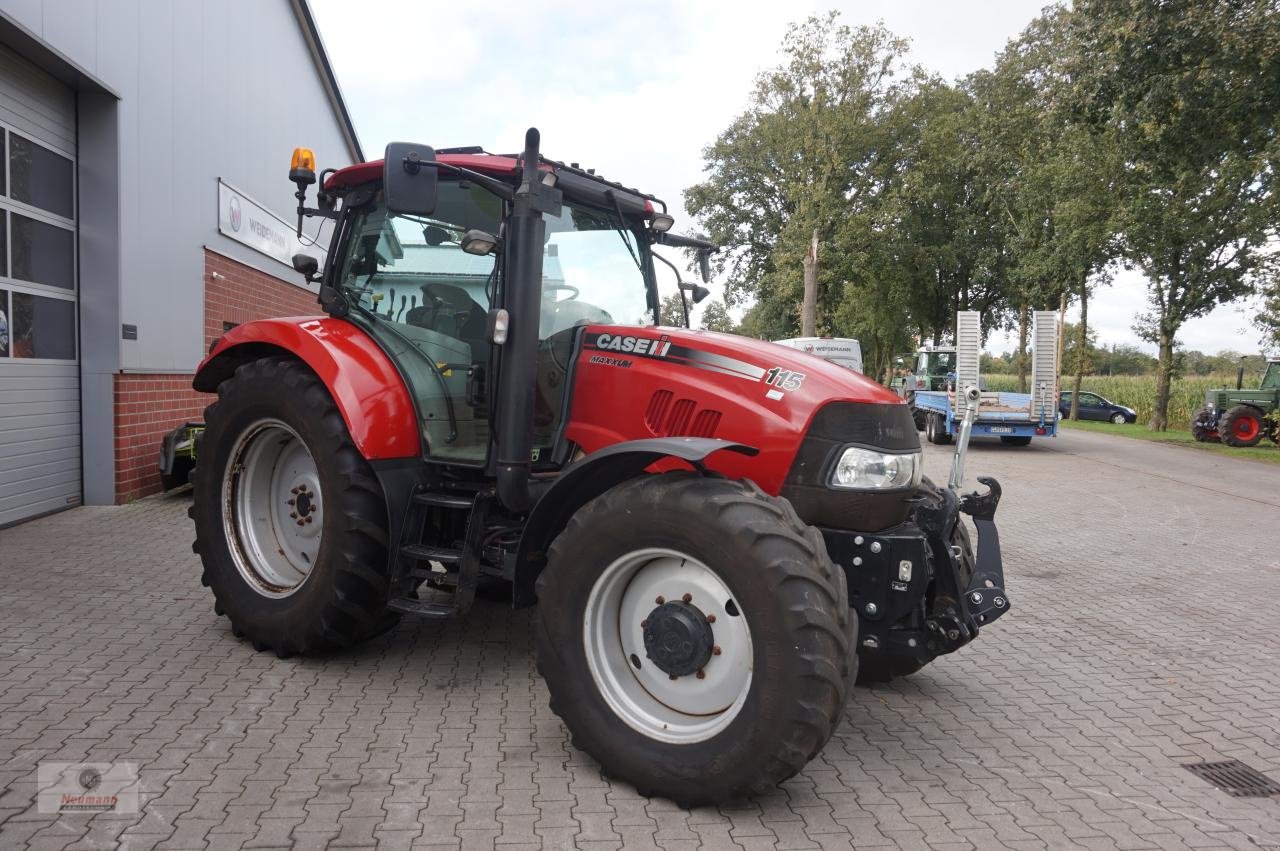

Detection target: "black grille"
[1183, 760, 1280, 798]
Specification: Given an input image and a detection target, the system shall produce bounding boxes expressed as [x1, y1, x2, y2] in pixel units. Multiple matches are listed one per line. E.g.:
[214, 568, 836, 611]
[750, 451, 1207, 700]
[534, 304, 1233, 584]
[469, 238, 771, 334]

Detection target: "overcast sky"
[310, 0, 1267, 355]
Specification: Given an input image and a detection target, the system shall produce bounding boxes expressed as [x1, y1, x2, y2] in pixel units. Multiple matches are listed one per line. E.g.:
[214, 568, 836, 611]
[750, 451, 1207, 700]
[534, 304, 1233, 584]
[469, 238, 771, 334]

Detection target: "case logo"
[592, 333, 671, 357]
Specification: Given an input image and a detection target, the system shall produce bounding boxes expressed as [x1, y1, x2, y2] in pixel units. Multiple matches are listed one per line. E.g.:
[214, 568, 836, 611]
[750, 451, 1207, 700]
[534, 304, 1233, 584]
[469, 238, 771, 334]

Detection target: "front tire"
[534, 473, 854, 806]
[1110, 412, 1127, 425]
[191, 357, 398, 656]
[1191, 407, 1219, 442]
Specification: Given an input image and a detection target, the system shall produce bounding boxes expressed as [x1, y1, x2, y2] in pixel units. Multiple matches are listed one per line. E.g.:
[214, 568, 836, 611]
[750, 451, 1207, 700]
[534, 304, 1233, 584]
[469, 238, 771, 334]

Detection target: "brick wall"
[203, 250, 320, 349]
[111, 250, 321, 503]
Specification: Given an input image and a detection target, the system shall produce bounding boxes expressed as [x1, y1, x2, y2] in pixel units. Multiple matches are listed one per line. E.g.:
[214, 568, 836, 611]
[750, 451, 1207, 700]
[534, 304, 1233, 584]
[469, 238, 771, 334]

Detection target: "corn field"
[983, 374, 1240, 428]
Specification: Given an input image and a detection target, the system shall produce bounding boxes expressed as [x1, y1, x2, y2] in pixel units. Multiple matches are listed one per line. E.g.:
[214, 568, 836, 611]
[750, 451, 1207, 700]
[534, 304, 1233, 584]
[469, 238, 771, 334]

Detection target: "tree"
[1065, 0, 1280, 429]
[659, 293, 687, 327]
[698, 301, 738, 334]
[685, 14, 911, 334]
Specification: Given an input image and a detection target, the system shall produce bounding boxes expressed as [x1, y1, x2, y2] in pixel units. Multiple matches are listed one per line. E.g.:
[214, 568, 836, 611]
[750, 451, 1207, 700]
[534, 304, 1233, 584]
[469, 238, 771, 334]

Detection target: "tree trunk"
[1069, 281, 1087, 420]
[1150, 331, 1175, 431]
[801, 230, 818, 337]
[1016, 304, 1029, 394]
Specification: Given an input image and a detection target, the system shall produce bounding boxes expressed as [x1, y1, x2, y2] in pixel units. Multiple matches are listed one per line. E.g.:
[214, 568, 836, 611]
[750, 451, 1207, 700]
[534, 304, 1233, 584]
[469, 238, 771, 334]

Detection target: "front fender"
[511, 437, 758, 607]
[194, 317, 421, 460]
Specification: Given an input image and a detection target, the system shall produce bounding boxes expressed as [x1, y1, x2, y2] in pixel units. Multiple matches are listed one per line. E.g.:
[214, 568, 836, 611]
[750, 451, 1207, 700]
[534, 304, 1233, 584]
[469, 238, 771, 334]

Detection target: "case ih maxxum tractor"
[191, 130, 1009, 805]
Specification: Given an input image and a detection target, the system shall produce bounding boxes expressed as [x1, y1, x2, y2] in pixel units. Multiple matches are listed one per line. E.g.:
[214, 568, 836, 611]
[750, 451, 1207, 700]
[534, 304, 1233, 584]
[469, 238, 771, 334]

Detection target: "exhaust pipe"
[1237, 356, 1246, 390]
[496, 128, 553, 513]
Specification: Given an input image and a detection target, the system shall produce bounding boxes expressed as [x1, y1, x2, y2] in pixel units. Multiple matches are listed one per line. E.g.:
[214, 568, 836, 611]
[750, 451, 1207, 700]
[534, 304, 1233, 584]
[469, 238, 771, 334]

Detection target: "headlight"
[830, 447, 923, 490]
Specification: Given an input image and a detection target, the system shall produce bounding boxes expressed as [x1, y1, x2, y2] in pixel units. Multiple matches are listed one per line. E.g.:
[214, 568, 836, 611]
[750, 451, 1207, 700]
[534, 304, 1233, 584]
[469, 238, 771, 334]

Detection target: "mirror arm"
[650, 250, 691, 327]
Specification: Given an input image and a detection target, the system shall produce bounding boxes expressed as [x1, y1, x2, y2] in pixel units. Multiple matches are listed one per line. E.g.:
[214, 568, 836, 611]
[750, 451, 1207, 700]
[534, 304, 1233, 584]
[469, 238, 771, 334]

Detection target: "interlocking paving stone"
[1, 429, 1279, 849]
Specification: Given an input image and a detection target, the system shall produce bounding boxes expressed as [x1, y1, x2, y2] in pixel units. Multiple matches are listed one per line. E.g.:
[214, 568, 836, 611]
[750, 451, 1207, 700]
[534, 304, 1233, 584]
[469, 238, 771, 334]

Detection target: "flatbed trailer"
[915, 389, 1057, 445]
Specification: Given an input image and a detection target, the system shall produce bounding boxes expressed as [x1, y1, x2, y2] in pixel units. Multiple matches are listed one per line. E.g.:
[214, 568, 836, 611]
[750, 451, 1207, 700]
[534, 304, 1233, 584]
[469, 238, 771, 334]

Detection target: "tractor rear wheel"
[1219, 405, 1265, 447]
[190, 357, 398, 656]
[534, 473, 854, 806]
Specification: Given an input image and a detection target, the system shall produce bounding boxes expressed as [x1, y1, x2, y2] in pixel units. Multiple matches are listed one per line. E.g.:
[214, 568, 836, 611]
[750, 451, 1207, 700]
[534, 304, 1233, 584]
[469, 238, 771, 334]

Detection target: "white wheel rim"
[583, 548, 753, 744]
[222, 419, 323, 598]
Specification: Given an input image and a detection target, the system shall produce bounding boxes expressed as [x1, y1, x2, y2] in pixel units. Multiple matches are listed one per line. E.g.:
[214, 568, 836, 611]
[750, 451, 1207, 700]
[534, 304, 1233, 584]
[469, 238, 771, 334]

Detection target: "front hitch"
[959, 477, 1010, 627]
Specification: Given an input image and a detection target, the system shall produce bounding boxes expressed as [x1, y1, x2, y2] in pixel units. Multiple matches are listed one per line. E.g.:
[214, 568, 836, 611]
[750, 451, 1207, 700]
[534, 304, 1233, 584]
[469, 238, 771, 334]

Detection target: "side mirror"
[383, 142, 438, 215]
[697, 249, 712, 283]
[683, 283, 711, 304]
[292, 253, 319, 283]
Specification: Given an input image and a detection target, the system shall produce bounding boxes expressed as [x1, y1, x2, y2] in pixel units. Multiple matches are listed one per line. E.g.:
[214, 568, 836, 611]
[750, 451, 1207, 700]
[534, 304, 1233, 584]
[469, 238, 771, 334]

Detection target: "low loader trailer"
[913, 311, 1060, 447]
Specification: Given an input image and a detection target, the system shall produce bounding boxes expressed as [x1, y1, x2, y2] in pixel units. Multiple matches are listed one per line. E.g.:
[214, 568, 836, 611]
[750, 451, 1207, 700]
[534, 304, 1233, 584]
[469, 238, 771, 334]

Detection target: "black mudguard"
[511, 437, 758, 607]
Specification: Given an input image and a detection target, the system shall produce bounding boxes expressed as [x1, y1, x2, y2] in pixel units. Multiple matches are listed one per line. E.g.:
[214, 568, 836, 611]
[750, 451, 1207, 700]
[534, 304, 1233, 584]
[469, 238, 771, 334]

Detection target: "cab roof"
[324, 153, 525, 192]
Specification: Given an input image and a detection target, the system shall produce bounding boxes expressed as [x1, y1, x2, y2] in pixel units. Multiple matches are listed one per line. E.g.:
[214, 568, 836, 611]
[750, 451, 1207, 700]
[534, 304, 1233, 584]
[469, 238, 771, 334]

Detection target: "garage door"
[0, 45, 79, 526]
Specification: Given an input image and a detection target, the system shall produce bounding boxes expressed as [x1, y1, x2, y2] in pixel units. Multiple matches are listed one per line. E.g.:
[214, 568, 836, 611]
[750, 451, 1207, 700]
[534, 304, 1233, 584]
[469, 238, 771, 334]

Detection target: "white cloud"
[311, 0, 1263, 344]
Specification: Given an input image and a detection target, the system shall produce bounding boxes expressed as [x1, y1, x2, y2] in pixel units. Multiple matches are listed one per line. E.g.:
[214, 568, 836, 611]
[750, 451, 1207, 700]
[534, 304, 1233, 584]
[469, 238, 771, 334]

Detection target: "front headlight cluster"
[830, 446, 923, 491]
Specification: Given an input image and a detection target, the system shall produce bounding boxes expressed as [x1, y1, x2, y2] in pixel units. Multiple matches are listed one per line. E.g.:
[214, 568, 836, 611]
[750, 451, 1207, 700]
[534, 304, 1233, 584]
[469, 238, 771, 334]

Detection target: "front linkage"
[824, 475, 1008, 674]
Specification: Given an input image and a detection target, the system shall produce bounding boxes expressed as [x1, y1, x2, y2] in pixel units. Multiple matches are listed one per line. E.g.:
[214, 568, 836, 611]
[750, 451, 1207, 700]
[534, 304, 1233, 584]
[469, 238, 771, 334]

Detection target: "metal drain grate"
[1184, 760, 1280, 798]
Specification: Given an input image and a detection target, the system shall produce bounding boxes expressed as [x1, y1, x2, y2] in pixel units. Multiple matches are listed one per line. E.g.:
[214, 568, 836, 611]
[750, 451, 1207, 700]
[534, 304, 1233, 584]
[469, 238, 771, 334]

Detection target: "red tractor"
[190, 129, 1009, 805]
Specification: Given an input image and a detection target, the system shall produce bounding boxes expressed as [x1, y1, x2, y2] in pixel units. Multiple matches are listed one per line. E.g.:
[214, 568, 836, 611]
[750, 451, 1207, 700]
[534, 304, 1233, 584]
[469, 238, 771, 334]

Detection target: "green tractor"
[1191, 359, 1280, 447]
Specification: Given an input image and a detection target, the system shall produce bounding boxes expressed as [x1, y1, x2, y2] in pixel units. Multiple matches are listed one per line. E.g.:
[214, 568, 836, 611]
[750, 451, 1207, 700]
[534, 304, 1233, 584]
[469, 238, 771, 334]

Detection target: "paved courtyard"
[1, 429, 1278, 850]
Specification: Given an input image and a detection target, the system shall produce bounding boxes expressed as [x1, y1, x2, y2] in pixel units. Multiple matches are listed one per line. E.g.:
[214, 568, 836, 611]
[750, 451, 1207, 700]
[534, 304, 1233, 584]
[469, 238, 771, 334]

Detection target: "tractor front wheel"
[534, 473, 854, 806]
[190, 357, 398, 656]
[1190, 407, 1219, 443]
[1219, 405, 1265, 448]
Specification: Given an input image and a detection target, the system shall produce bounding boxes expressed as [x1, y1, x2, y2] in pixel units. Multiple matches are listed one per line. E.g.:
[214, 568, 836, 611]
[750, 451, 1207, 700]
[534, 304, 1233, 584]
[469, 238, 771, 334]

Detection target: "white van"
[773, 337, 863, 374]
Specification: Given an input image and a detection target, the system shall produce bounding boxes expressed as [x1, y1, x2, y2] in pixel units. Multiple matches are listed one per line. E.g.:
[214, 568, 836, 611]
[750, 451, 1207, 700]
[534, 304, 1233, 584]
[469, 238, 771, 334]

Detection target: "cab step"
[400, 543, 462, 564]
[412, 491, 474, 510]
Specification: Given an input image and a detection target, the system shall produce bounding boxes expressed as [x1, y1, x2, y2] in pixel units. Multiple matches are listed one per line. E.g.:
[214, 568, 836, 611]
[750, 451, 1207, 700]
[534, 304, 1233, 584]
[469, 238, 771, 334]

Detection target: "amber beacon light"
[289, 147, 316, 186]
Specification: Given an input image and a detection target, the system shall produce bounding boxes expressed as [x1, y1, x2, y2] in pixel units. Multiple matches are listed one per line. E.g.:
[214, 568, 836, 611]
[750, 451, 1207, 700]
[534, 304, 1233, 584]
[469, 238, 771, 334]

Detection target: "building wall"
[0, 0, 358, 506]
[1, 0, 353, 373]
[113, 249, 322, 503]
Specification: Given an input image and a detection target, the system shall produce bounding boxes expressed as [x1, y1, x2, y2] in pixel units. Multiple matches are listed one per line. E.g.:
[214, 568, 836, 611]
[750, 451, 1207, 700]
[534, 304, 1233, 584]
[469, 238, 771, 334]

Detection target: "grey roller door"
[0, 44, 79, 526]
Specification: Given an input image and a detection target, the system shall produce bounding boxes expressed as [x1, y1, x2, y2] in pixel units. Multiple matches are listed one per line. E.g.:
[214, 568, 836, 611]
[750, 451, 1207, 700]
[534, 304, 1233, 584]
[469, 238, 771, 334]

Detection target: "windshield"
[540, 204, 654, 336]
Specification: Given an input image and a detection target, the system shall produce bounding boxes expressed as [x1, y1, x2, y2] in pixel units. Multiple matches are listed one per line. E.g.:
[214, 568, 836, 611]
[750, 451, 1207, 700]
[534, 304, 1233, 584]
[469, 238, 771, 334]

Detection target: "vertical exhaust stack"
[496, 128, 557, 513]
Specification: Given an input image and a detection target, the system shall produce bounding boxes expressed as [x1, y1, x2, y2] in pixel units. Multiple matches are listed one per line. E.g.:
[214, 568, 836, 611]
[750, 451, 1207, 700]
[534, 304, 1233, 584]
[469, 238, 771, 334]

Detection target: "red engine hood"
[565, 325, 907, 495]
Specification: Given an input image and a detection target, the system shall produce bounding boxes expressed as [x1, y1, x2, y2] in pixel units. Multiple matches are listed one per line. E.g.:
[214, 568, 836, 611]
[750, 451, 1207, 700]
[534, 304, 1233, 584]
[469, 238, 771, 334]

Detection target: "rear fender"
[194, 317, 421, 460]
[511, 437, 758, 607]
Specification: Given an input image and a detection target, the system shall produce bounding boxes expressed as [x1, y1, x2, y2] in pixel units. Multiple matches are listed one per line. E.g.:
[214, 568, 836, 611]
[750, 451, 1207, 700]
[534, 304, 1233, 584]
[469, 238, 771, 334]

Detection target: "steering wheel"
[542, 283, 579, 301]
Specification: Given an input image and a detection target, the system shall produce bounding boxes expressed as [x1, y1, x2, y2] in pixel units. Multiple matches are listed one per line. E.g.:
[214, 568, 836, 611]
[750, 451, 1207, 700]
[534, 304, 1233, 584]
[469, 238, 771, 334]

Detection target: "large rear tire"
[190, 357, 398, 656]
[534, 473, 854, 806]
[1219, 405, 1265, 447]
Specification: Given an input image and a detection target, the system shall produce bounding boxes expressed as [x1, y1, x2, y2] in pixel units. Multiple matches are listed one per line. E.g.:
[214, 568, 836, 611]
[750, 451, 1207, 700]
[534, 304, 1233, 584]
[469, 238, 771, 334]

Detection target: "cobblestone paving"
[1, 429, 1278, 849]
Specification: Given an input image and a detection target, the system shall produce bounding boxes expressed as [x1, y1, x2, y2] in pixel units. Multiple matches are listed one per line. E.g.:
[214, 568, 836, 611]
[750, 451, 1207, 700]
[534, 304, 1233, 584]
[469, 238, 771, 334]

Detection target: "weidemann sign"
[217, 179, 325, 271]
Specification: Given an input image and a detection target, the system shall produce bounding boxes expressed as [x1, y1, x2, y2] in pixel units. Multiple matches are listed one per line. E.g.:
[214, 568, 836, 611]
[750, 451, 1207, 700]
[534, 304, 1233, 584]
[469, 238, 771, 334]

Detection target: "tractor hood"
[565, 324, 914, 498]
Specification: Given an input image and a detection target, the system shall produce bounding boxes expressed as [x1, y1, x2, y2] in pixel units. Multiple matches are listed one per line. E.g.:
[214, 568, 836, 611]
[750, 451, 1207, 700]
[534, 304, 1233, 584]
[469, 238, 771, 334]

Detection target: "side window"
[339, 183, 501, 464]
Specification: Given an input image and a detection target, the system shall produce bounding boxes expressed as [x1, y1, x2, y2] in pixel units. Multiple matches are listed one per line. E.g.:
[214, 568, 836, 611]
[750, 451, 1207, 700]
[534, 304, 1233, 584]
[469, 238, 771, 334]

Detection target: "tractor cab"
[1263, 360, 1280, 390]
[329, 170, 657, 466]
